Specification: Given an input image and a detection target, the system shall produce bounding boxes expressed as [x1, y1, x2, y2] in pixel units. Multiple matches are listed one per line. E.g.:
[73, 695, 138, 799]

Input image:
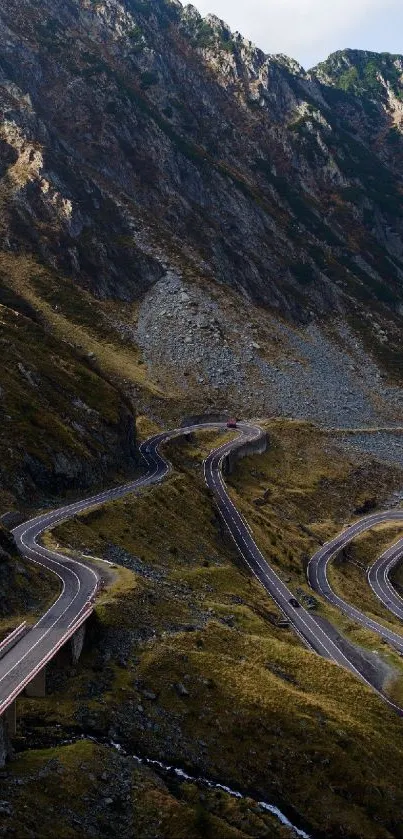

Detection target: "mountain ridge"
[3, 5, 403, 838]
[0, 0, 403, 505]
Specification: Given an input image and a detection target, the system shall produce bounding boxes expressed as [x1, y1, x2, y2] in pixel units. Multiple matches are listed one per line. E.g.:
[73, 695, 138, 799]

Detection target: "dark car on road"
[289, 598, 300, 608]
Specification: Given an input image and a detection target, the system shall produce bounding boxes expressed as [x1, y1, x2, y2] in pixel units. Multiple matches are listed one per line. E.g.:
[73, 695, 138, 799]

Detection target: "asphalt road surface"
[308, 511, 403, 655]
[368, 534, 403, 620]
[2, 422, 403, 720]
[0, 422, 239, 716]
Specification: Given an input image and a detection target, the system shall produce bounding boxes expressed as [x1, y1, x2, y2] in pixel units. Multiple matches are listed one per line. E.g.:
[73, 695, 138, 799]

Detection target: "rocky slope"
[3, 8, 403, 836]
[0, 1, 402, 502]
[0, 0, 402, 317]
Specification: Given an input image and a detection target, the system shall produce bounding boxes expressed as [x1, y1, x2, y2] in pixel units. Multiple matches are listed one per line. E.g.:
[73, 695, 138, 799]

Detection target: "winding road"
[308, 512, 403, 652]
[368, 534, 403, 620]
[2, 421, 403, 722]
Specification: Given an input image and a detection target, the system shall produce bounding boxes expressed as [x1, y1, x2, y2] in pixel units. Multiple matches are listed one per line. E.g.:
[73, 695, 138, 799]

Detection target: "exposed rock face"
[0, 0, 403, 502]
[0, 0, 402, 322]
[135, 272, 403, 427]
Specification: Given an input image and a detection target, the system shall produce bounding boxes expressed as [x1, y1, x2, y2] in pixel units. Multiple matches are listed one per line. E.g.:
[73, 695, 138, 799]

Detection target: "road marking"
[0, 423, 227, 713]
[203, 432, 403, 713]
[3, 421, 403, 719]
[308, 514, 403, 651]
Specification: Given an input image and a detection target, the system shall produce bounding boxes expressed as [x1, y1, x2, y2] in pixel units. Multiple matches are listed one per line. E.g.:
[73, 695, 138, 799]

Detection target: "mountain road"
[2, 422, 403, 720]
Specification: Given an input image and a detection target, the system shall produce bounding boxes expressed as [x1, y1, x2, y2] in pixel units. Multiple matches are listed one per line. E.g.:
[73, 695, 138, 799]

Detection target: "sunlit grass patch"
[25, 421, 403, 837]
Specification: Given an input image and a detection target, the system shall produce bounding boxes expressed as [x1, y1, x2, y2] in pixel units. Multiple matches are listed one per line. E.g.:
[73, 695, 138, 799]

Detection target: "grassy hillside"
[0, 523, 59, 640]
[2, 739, 301, 839]
[5, 424, 403, 839]
[0, 252, 143, 511]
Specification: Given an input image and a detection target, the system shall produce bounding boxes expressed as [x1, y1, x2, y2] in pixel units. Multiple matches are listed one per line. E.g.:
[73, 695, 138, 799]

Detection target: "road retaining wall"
[222, 431, 268, 476]
[180, 416, 268, 474]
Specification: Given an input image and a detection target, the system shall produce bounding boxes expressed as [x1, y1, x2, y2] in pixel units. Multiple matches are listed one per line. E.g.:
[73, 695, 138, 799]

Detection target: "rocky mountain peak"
[204, 12, 230, 33]
[0, 0, 403, 504]
[0, 0, 402, 377]
[312, 48, 403, 103]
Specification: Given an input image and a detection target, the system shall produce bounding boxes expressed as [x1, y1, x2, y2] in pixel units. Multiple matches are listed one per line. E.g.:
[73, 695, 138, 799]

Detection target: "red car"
[227, 419, 237, 429]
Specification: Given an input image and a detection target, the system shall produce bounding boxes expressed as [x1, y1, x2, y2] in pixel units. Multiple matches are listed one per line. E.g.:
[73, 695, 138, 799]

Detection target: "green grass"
[0, 264, 122, 497]
[0, 249, 162, 511]
[226, 419, 403, 664]
[0, 524, 60, 636]
[327, 526, 403, 630]
[3, 740, 299, 839]
[11, 424, 403, 838]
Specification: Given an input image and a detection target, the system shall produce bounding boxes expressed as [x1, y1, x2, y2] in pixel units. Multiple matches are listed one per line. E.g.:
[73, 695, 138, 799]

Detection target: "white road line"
[309, 515, 403, 651]
[0, 607, 92, 716]
[0, 423, 227, 713]
[3, 421, 403, 719]
[202, 430, 403, 712]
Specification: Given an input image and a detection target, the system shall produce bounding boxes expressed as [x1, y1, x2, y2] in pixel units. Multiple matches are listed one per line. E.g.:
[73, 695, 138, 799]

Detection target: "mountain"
[3, 4, 403, 838]
[312, 48, 403, 102]
[0, 2, 402, 307]
[0, 1, 402, 486]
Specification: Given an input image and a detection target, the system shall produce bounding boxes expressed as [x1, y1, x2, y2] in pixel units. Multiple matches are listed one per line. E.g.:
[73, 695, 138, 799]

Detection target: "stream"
[60, 733, 311, 838]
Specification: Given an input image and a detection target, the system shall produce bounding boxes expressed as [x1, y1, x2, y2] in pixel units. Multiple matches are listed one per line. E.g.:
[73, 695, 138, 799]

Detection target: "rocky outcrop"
[0, 0, 401, 324]
[0, 525, 17, 562]
[311, 49, 403, 107]
[0, 1, 403, 501]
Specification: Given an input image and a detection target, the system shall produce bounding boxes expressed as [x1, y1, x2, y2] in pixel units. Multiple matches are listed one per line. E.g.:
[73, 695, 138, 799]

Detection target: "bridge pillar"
[4, 700, 16, 737]
[0, 718, 7, 767]
[25, 667, 46, 698]
[70, 622, 86, 665]
[0, 706, 15, 767]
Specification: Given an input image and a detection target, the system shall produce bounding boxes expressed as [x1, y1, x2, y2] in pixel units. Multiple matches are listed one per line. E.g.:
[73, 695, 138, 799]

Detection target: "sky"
[190, 0, 403, 69]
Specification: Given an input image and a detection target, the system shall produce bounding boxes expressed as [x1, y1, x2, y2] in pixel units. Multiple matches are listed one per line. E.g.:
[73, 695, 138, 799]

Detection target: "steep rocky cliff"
[1, 0, 403, 502]
[0, 0, 402, 312]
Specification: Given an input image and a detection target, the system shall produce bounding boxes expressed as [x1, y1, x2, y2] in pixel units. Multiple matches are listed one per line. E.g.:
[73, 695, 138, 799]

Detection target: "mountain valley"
[1, 2, 403, 837]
